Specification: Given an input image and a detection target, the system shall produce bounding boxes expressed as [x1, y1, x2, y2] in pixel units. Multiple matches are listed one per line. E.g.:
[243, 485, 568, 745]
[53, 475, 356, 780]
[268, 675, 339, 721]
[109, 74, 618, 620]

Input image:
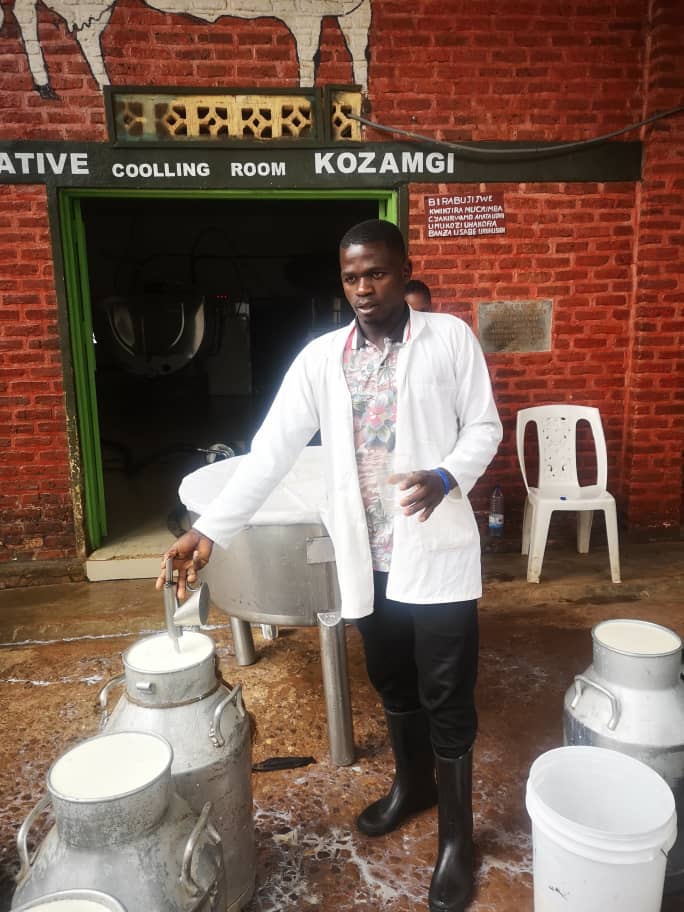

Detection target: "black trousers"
[356, 571, 479, 758]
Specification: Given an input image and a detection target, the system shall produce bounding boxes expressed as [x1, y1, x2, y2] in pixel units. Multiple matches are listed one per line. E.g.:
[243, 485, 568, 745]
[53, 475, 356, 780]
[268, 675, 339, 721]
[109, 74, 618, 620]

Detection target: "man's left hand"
[388, 469, 456, 522]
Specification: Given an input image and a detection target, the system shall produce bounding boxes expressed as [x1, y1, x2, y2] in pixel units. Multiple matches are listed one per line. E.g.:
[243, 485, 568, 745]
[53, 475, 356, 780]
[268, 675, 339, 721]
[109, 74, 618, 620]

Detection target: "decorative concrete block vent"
[110, 89, 362, 143]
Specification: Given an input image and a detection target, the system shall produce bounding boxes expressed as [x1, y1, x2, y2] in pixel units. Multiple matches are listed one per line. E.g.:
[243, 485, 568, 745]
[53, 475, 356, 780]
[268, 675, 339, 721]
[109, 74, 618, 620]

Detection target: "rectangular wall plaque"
[478, 300, 552, 353]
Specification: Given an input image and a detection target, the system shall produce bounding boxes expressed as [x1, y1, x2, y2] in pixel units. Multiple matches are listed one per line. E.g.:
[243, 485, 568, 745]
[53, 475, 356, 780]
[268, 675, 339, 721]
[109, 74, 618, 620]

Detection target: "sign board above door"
[0, 141, 641, 188]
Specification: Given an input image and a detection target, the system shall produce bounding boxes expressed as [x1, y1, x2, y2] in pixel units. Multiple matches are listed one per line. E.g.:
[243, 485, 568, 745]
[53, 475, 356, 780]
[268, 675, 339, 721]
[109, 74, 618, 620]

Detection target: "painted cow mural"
[2, 0, 372, 98]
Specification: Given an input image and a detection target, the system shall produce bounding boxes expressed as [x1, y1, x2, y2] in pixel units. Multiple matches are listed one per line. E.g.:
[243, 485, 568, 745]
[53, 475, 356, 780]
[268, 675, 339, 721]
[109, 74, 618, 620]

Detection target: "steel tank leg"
[229, 617, 257, 666]
[317, 611, 355, 766]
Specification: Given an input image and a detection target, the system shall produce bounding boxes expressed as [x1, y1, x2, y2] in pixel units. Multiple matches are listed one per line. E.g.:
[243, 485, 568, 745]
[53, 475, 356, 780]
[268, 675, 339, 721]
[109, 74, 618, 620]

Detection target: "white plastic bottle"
[489, 485, 504, 537]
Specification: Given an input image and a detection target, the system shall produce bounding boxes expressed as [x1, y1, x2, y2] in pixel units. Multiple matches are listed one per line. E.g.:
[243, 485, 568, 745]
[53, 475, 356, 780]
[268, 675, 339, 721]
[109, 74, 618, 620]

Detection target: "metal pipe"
[164, 558, 181, 652]
[317, 611, 354, 766]
[229, 617, 257, 666]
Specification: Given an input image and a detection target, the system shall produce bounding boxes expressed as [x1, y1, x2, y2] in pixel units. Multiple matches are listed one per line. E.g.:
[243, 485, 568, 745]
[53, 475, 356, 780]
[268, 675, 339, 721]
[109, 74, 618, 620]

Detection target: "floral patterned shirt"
[342, 313, 410, 571]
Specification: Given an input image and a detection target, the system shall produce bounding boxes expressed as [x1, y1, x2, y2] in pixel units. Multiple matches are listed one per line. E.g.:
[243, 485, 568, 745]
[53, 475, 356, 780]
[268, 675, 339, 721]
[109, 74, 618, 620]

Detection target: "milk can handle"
[97, 673, 125, 712]
[209, 684, 245, 748]
[180, 801, 222, 897]
[571, 675, 620, 730]
[16, 793, 51, 884]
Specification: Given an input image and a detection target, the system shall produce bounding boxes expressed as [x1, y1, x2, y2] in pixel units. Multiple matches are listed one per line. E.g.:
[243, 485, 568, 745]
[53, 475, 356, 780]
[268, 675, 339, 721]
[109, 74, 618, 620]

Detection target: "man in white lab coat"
[158, 219, 502, 912]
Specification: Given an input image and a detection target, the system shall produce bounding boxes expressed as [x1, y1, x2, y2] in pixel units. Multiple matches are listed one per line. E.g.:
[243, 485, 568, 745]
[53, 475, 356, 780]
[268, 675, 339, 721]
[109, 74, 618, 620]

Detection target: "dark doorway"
[79, 196, 376, 560]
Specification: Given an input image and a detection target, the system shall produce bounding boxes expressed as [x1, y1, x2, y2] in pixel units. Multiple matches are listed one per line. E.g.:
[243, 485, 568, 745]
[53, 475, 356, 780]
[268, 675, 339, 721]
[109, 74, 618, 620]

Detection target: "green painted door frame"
[59, 187, 400, 550]
[59, 192, 107, 550]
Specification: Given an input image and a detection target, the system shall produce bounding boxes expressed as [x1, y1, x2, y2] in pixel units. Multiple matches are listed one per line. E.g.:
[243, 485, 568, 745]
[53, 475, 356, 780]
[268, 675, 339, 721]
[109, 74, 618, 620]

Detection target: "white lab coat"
[194, 309, 502, 619]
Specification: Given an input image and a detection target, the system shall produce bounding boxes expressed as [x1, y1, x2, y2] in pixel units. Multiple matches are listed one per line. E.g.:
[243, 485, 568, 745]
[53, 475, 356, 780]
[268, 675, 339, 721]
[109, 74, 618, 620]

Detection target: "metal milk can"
[563, 618, 684, 892]
[98, 630, 255, 912]
[12, 731, 225, 912]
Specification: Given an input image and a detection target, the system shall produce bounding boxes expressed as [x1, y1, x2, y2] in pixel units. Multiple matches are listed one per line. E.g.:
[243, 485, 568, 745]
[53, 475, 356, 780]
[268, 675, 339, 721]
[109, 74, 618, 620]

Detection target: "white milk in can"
[13, 890, 128, 912]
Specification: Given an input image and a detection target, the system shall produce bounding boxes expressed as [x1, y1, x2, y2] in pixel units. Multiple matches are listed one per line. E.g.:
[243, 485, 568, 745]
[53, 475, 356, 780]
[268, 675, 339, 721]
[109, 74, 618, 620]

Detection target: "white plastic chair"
[516, 405, 621, 584]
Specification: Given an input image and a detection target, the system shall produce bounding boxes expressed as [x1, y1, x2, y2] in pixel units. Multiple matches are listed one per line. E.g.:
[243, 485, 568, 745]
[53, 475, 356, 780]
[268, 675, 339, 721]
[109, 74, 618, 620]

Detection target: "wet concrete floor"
[1, 541, 683, 911]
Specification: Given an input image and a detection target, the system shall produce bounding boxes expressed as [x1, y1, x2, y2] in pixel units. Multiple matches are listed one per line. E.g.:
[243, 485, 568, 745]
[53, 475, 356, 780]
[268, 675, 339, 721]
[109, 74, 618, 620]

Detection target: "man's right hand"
[156, 529, 214, 599]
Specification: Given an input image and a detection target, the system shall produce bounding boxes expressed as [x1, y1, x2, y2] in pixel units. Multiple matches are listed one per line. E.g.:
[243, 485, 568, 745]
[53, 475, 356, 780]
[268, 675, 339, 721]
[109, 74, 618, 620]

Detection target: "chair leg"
[603, 503, 621, 584]
[577, 510, 593, 554]
[521, 497, 531, 556]
[527, 504, 553, 583]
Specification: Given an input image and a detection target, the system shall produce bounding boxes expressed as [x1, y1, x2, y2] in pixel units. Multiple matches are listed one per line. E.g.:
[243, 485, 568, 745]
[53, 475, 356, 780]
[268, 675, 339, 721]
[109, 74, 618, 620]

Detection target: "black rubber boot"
[357, 708, 438, 837]
[428, 749, 474, 912]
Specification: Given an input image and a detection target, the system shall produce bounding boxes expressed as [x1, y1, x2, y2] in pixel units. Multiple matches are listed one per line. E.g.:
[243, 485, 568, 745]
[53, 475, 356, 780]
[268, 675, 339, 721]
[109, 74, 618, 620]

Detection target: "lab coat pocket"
[413, 494, 477, 552]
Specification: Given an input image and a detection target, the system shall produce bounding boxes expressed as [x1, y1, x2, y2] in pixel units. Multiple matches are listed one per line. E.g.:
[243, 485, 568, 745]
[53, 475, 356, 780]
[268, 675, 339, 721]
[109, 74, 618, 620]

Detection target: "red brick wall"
[409, 181, 637, 521]
[0, 0, 648, 141]
[0, 0, 357, 136]
[365, 0, 646, 141]
[0, 0, 682, 562]
[0, 185, 78, 563]
[622, 0, 684, 531]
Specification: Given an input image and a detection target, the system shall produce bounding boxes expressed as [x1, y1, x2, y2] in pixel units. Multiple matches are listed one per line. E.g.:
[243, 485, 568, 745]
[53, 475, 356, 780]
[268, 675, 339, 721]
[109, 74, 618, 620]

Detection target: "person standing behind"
[405, 278, 432, 312]
[158, 219, 502, 912]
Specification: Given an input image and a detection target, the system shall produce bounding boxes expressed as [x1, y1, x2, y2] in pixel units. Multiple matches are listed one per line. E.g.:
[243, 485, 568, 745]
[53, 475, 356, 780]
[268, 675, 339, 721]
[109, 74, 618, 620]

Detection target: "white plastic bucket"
[526, 746, 677, 912]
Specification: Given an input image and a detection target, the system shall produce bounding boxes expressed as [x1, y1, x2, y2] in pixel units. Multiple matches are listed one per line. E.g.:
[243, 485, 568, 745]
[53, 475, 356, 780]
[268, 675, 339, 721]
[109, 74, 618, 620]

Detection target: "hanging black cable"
[349, 104, 684, 161]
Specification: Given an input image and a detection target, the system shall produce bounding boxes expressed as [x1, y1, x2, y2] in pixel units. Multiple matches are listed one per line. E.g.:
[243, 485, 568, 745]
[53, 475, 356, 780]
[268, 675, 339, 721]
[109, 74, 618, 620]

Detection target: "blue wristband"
[433, 468, 452, 496]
